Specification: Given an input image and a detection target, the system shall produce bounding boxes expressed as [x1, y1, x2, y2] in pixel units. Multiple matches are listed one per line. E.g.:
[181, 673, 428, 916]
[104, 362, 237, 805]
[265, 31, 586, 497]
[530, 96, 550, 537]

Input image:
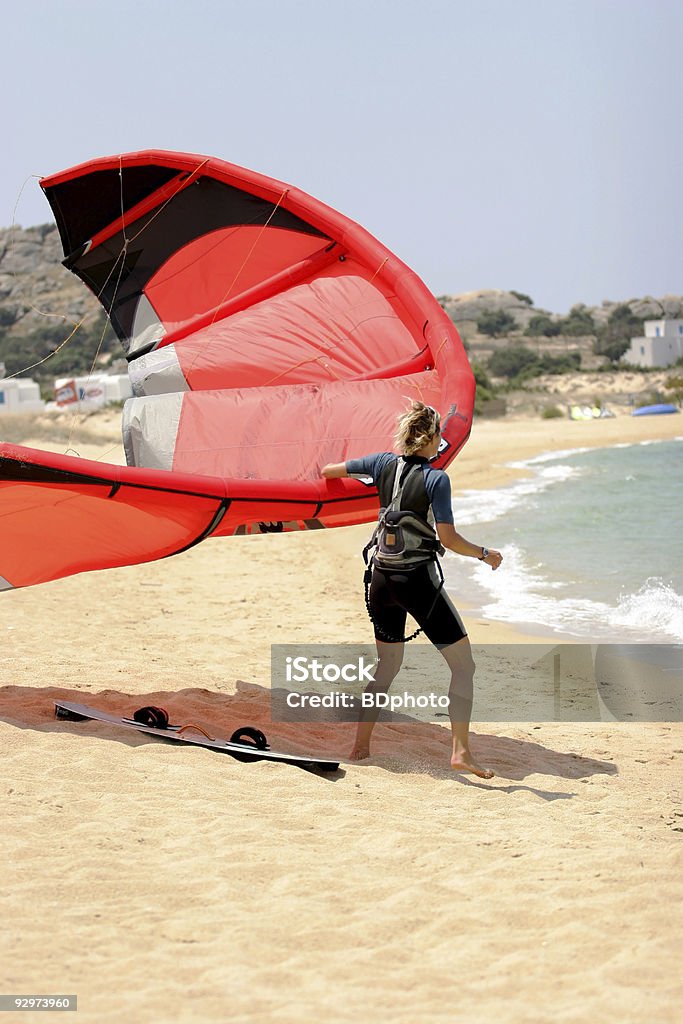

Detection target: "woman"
[322, 401, 503, 778]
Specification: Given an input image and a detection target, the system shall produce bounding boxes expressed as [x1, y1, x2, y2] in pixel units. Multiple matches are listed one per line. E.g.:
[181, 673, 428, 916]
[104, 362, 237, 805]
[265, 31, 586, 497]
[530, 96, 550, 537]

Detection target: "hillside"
[439, 288, 683, 363]
[0, 223, 100, 327]
[0, 224, 116, 380]
[1, 225, 681, 415]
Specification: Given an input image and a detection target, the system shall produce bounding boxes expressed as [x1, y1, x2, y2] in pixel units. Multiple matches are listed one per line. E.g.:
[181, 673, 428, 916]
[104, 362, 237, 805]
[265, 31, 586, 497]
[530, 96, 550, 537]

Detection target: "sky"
[3, 0, 681, 312]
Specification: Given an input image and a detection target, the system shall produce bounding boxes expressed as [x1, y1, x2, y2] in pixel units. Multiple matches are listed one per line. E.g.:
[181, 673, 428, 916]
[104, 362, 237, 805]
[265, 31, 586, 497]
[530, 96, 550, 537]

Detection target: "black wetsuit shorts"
[368, 560, 467, 648]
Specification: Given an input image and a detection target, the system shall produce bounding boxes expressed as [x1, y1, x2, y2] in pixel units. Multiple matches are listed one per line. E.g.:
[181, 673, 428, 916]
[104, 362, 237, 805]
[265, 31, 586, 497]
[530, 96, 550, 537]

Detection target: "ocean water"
[444, 436, 683, 643]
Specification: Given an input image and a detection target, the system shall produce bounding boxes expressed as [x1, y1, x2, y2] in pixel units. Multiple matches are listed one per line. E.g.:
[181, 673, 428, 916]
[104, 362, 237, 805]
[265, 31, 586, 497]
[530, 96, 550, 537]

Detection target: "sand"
[1, 408, 682, 1023]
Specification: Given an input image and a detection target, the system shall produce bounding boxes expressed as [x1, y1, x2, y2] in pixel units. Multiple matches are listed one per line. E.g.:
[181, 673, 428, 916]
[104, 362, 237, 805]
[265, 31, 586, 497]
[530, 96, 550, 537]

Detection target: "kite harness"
[362, 458, 445, 643]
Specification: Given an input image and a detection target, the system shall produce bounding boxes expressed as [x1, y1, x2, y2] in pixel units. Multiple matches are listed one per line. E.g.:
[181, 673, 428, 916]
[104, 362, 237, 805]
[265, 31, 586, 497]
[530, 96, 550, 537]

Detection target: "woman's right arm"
[321, 462, 349, 479]
[322, 452, 388, 480]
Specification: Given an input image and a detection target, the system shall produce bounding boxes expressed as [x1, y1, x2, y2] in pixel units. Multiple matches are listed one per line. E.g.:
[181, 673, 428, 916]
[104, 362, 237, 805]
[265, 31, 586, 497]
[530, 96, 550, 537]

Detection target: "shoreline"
[448, 410, 682, 642]
[7, 407, 682, 652]
[448, 408, 682, 493]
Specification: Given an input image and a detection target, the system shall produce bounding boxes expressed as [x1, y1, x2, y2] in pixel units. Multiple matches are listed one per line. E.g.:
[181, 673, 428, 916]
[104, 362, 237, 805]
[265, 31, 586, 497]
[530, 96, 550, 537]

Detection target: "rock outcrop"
[438, 287, 683, 335]
[0, 223, 100, 334]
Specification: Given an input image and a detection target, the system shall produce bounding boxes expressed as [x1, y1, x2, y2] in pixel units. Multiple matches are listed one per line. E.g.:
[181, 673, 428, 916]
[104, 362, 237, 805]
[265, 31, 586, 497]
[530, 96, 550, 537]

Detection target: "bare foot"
[450, 751, 494, 779]
[350, 745, 370, 761]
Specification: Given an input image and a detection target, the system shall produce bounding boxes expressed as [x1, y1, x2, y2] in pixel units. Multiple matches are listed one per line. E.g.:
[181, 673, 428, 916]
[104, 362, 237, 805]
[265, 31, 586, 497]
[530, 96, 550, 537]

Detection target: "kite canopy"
[0, 150, 474, 590]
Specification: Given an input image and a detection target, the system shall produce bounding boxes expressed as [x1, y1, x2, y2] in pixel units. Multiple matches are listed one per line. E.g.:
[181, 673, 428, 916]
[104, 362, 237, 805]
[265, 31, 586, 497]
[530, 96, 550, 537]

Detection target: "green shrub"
[541, 405, 564, 419]
[477, 310, 516, 337]
[488, 346, 581, 386]
[471, 360, 497, 415]
[471, 361, 493, 390]
[559, 304, 595, 336]
[488, 345, 540, 378]
[0, 305, 20, 328]
[509, 290, 533, 305]
[0, 312, 119, 378]
[525, 314, 561, 337]
[594, 304, 644, 364]
[665, 375, 683, 404]
[538, 351, 581, 374]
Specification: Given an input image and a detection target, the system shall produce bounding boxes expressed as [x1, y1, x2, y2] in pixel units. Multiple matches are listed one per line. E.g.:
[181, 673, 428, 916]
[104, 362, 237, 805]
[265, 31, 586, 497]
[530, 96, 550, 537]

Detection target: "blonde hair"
[394, 401, 441, 455]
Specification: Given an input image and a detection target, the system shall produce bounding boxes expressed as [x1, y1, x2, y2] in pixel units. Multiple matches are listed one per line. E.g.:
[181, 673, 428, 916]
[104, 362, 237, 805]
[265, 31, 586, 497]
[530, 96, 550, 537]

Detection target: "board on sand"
[54, 700, 339, 772]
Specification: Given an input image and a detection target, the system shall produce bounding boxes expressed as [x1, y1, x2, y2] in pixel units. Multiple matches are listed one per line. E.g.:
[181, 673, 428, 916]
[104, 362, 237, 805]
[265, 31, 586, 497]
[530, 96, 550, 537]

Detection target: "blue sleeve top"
[345, 452, 454, 525]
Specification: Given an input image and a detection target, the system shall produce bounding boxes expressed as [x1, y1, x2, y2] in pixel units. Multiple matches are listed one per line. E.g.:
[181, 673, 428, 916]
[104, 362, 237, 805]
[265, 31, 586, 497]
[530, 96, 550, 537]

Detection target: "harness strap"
[363, 560, 445, 644]
[362, 458, 422, 567]
[362, 455, 444, 643]
[390, 455, 405, 506]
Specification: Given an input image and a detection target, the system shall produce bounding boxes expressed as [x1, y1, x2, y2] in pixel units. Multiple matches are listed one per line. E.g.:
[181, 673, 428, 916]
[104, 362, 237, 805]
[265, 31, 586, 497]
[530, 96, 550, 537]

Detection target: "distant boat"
[631, 403, 679, 416]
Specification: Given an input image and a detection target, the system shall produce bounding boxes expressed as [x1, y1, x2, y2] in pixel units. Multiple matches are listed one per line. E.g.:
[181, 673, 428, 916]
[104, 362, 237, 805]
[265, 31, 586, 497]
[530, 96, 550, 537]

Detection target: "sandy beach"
[1, 408, 681, 1023]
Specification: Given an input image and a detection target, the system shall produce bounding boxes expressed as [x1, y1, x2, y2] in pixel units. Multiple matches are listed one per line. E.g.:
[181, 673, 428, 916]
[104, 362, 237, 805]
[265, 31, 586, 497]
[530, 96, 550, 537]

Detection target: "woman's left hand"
[483, 549, 503, 570]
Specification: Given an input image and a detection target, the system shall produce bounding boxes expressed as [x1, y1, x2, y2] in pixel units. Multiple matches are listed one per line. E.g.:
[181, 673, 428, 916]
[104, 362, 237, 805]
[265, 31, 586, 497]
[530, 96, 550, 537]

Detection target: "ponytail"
[394, 401, 441, 455]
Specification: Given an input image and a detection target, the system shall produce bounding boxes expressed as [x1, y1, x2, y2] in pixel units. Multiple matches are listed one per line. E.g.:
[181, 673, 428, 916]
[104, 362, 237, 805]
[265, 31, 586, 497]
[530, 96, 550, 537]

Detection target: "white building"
[54, 373, 132, 410]
[0, 376, 46, 414]
[623, 319, 683, 368]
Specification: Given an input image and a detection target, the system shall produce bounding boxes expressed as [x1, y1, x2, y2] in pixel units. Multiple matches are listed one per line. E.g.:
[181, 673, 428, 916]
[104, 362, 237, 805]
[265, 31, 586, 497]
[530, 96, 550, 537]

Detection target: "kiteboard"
[54, 700, 339, 773]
